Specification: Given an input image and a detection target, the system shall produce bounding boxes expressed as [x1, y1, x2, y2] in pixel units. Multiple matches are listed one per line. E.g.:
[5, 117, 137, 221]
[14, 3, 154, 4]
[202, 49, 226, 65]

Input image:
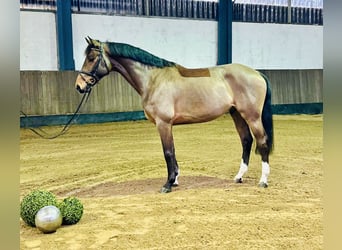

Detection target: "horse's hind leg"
[230, 108, 253, 183]
[156, 120, 179, 193]
[248, 118, 271, 188]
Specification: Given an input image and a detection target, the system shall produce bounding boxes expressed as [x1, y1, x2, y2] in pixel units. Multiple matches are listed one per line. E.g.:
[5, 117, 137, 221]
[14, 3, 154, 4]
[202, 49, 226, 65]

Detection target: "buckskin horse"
[75, 37, 274, 193]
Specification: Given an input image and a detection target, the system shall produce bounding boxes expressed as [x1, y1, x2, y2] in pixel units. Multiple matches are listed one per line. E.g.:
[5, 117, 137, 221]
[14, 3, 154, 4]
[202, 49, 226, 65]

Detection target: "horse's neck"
[110, 58, 152, 96]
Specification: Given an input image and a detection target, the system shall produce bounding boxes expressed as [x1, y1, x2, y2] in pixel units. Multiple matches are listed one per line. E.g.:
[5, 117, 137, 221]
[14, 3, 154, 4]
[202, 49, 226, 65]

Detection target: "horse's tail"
[260, 73, 274, 153]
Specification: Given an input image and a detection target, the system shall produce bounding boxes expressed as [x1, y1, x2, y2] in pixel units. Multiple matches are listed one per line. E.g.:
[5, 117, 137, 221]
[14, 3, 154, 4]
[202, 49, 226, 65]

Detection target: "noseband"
[79, 46, 110, 90]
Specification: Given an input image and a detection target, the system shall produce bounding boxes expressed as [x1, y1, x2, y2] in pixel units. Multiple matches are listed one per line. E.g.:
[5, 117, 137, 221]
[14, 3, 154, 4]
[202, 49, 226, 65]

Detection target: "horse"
[75, 37, 274, 193]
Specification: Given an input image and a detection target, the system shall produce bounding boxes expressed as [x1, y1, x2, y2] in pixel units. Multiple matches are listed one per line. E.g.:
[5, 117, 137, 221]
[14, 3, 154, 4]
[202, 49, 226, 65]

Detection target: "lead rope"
[20, 89, 92, 139]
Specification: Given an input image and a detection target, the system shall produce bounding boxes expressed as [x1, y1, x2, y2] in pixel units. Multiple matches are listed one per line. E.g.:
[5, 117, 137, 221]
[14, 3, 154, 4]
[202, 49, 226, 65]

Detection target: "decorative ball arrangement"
[20, 190, 84, 234]
[58, 197, 84, 225]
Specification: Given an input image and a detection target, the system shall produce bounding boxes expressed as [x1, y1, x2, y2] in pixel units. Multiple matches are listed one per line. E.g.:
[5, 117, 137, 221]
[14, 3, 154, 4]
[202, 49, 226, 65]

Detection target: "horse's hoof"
[258, 182, 268, 188]
[160, 187, 172, 193]
[234, 178, 243, 183]
[172, 183, 179, 187]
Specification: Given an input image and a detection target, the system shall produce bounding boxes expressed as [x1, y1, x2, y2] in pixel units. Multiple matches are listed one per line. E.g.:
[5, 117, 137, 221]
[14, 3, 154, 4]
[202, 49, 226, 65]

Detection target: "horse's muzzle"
[76, 84, 86, 93]
[76, 83, 93, 94]
[75, 74, 94, 93]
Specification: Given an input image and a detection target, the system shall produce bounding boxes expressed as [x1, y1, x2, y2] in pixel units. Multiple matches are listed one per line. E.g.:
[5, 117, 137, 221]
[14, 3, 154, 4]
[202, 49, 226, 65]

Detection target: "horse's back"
[212, 63, 262, 79]
[176, 65, 211, 78]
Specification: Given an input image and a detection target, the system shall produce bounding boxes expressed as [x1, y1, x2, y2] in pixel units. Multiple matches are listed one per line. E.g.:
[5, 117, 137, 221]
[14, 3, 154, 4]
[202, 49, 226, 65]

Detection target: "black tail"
[260, 73, 274, 153]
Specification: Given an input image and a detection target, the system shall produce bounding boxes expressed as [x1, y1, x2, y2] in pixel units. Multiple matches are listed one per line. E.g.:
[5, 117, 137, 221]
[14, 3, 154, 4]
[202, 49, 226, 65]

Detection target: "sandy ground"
[20, 114, 323, 249]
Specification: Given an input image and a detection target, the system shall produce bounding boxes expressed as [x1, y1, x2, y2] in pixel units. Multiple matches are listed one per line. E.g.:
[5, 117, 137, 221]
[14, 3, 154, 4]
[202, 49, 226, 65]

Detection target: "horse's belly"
[172, 97, 232, 124]
[171, 112, 226, 125]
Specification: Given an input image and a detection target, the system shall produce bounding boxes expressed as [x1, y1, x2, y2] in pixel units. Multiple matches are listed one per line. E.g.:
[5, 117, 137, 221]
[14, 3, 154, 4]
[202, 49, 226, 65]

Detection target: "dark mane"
[106, 42, 175, 68]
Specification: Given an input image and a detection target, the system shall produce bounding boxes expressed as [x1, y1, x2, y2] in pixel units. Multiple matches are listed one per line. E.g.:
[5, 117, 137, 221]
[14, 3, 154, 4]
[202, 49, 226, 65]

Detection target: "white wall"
[232, 22, 323, 69]
[20, 11, 58, 70]
[72, 15, 218, 69]
[20, 11, 323, 70]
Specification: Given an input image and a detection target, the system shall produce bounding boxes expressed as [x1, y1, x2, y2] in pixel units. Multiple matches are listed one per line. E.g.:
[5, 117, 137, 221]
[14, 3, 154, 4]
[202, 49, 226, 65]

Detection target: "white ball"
[35, 205, 62, 233]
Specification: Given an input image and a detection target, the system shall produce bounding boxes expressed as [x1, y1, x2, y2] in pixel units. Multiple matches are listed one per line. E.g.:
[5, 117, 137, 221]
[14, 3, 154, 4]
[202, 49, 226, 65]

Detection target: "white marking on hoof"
[259, 161, 270, 187]
[234, 159, 248, 183]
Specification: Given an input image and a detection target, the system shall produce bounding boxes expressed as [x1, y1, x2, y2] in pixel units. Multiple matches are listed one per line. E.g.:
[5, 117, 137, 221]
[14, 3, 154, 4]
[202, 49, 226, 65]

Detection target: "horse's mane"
[105, 42, 176, 68]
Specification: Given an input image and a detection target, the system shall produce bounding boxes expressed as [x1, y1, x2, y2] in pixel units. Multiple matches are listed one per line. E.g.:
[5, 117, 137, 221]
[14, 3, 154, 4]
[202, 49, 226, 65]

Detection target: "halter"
[79, 45, 110, 91]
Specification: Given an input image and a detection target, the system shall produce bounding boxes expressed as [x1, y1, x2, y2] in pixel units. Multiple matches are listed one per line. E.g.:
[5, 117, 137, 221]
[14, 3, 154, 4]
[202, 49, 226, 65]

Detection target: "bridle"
[79, 45, 110, 91]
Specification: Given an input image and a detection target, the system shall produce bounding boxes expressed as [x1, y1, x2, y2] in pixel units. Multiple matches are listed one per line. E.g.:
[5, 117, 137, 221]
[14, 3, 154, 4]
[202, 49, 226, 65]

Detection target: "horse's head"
[75, 37, 111, 93]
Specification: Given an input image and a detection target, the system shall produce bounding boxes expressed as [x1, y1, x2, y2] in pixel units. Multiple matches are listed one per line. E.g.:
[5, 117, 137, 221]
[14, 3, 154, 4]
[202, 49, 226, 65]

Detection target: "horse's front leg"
[156, 120, 178, 193]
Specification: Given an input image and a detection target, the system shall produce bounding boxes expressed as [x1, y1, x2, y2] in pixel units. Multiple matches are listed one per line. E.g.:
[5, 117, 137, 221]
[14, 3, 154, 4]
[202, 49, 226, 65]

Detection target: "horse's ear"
[85, 36, 101, 48]
[85, 36, 92, 45]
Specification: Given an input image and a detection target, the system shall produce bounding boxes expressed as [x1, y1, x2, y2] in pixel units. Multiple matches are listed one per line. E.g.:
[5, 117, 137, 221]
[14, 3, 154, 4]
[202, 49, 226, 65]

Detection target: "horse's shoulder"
[176, 65, 211, 78]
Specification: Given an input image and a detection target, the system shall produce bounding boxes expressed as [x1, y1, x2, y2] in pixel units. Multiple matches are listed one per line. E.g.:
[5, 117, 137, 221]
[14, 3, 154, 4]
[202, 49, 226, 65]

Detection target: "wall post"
[217, 0, 232, 65]
[56, 0, 75, 70]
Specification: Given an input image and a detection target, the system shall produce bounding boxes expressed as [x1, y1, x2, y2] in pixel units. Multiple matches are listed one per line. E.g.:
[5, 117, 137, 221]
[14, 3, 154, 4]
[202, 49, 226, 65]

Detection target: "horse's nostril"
[76, 85, 85, 93]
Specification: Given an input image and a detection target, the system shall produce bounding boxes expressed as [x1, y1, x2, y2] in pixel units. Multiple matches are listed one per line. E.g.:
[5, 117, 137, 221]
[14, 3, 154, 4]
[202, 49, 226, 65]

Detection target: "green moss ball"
[20, 190, 58, 227]
[58, 197, 83, 225]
